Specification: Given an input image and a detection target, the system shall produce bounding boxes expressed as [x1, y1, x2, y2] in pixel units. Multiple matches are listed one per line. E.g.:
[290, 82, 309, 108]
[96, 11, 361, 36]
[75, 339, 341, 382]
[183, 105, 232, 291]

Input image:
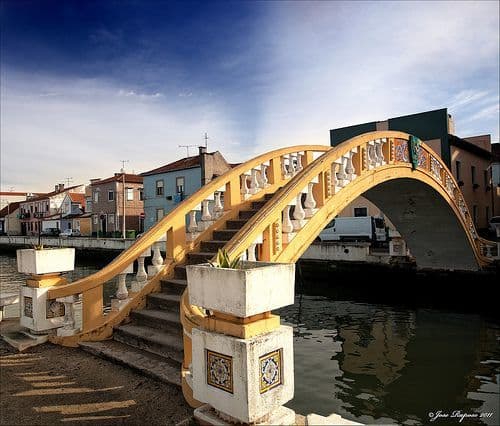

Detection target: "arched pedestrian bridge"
[45, 131, 497, 407]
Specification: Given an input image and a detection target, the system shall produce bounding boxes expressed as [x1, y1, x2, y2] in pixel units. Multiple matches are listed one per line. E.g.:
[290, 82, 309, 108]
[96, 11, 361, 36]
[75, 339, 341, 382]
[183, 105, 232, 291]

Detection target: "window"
[455, 161, 461, 181]
[108, 214, 114, 224]
[156, 180, 164, 196]
[108, 191, 114, 201]
[93, 215, 98, 225]
[93, 191, 99, 202]
[139, 189, 144, 201]
[354, 207, 368, 217]
[473, 205, 478, 225]
[176, 177, 185, 194]
[471, 166, 476, 185]
[126, 188, 134, 201]
[484, 170, 489, 190]
[156, 208, 164, 222]
[45, 202, 49, 212]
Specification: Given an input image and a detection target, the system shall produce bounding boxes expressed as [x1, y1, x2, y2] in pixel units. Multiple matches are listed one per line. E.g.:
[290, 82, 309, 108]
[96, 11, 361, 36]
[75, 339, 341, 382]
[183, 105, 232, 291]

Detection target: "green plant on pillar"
[209, 248, 241, 269]
[32, 244, 44, 250]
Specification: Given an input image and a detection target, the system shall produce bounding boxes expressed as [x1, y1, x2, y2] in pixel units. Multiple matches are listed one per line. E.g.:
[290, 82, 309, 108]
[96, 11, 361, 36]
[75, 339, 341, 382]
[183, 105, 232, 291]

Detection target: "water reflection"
[280, 295, 499, 425]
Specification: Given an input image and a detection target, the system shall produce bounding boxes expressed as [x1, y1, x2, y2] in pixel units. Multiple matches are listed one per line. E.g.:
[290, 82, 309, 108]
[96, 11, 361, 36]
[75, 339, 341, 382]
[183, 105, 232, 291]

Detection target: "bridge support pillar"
[186, 262, 296, 425]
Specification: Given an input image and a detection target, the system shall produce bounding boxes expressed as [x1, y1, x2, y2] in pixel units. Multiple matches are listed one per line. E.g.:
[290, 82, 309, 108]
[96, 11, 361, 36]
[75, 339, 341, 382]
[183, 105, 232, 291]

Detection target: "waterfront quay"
[0, 235, 133, 252]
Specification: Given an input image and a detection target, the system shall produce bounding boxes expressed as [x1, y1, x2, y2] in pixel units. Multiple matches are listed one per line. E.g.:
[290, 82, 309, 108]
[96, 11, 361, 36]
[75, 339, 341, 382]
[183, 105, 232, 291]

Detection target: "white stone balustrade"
[56, 294, 80, 336]
[292, 193, 306, 231]
[258, 164, 269, 187]
[131, 247, 151, 292]
[241, 174, 250, 198]
[198, 200, 213, 231]
[213, 192, 224, 219]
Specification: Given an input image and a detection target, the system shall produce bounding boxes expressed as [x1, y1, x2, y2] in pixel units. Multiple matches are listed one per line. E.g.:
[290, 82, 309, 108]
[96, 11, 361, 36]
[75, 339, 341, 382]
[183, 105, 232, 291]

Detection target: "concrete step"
[114, 324, 183, 364]
[130, 308, 182, 335]
[173, 265, 187, 280]
[225, 219, 247, 230]
[187, 252, 216, 265]
[239, 209, 259, 220]
[161, 278, 187, 294]
[251, 200, 268, 209]
[146, 292, 181, 311]
[200, 240, 228, 252]
[213, 229, 239, 241]
[79, 340, 181, 387]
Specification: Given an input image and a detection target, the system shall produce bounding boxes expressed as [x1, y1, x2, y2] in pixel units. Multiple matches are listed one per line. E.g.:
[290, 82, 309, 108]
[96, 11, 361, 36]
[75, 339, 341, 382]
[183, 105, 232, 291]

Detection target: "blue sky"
[1, 0, 499, 192]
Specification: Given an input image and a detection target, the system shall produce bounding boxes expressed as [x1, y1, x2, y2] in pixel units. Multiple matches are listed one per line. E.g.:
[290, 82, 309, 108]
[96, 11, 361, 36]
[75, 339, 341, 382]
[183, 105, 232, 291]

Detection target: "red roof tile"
[68, 193, 86, 205]
[90, 174, 143, 186]
[141, 155, 202, 176]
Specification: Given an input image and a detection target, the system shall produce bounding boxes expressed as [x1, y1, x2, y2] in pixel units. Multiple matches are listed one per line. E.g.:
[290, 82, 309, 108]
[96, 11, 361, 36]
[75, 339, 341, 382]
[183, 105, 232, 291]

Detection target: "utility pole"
[120, 160, 129, 239]
[178, 144, 198, 157]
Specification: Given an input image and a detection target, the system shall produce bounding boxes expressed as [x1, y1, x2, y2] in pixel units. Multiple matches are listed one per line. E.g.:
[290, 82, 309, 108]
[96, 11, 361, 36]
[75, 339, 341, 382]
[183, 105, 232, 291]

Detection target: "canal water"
[1, 251, 498, 425]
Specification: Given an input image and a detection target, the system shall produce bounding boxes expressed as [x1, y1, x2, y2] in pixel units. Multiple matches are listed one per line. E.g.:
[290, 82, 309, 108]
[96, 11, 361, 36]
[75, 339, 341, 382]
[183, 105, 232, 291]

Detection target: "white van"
[319, 216, 387, 242]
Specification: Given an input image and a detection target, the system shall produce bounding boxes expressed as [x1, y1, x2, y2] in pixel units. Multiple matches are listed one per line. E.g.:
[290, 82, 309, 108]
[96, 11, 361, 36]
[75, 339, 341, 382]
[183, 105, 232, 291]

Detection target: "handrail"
[48, 144, 330, 343]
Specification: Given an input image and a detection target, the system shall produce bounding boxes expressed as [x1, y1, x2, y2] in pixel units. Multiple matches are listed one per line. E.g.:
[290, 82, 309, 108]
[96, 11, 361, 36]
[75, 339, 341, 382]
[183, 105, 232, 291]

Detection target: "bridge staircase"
[79, 195, 274, 387]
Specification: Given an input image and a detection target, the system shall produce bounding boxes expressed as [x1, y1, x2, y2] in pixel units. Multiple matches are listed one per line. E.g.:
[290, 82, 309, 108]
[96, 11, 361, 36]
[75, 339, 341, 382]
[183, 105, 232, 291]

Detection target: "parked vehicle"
[318, 216, 387, 242]
[60, 229, 81, 237]
[488, 216, 500, 236]
[40, 228, 60, 237]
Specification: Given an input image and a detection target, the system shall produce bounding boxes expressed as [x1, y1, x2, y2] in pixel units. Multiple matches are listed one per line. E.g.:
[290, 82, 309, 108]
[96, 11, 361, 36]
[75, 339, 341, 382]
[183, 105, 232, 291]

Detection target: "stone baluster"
[345, 152, 355, 180]
[337, 158, 347, 186]
[282, 205, 294, 234]
[281, 155, 289, 178]
[116, 271, 129, 300]
[289, 154, 297, 176]
[304, 182, 317, 218]
[56, 295, 79, 336]
[368, 143, 376, 168]
[296, 153, 303, 173]
[213, 192, 224, 219]
[152, 242, 164, 268]
[241, 174, 250, 197]
[198, 200, 213, 231]
[377, 139, 386, 164]
[136, 247, 150, 283]
[247, 243, 257, 261]
[258, 164, 268, 187]
[292, 193, 306, 231]
[188, 210, 198, 233]
[249, 169, 260, 194]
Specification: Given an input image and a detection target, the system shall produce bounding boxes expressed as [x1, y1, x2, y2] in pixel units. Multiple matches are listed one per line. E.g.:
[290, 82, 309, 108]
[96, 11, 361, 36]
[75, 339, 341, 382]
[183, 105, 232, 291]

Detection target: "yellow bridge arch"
[46, 131, 496, 406]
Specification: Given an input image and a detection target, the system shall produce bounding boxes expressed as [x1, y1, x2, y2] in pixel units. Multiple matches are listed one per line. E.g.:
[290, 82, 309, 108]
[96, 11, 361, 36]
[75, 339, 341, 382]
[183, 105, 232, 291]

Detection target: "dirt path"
[0, 322, 192, 425]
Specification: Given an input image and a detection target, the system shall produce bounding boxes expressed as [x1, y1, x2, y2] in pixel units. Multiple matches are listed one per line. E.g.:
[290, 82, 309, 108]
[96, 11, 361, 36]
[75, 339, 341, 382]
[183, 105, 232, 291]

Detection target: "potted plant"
[186, 249, 295, 317]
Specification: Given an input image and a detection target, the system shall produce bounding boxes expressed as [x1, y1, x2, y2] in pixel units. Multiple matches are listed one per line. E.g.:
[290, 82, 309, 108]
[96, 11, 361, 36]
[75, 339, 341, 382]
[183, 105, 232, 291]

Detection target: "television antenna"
[178, 145, 198, 157]
[203, 132, 209, 149]
[63, 177, 73, 187]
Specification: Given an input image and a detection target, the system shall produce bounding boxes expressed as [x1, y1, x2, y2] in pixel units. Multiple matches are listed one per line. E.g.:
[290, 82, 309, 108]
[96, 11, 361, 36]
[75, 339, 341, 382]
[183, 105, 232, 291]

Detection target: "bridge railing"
[47, 145, 330, 345]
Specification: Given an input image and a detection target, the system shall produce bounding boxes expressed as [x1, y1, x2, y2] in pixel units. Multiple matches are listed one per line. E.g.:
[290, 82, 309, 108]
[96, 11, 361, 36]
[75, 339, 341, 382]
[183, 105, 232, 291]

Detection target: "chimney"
[199, 146, 208, 186]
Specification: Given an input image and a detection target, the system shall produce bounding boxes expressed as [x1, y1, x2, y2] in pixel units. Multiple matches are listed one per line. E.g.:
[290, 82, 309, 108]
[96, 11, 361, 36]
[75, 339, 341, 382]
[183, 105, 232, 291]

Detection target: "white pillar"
[281, 155, 289, 177]
[282, 205, 293, 234]
[289, 154, 297, 176]
[213, 192, 224, 219]
[247, 243, 257, 261]
[249, 169, 260, 194]
[296, 153, 303, 173]
[188, 210, 198, 233]
[259, 164, 268, 187]
[241, 174, 250, 197]
[304, 182, 317, 218]
[292, 194, 305, 231]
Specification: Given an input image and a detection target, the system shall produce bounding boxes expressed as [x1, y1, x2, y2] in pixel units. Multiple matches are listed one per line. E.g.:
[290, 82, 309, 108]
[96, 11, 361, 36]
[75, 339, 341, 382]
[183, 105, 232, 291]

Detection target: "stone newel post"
[16, 248, 76, 335]
[186, 261, 296, 425]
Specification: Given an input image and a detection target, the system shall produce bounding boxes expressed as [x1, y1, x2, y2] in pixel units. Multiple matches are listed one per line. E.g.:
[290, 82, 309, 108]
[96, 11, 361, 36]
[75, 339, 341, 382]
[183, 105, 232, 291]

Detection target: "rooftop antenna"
[204, 132, 209, 149]
[178, 144, 197, 157]
[120, 159, 129, 173]
[64, 177, 73, 187]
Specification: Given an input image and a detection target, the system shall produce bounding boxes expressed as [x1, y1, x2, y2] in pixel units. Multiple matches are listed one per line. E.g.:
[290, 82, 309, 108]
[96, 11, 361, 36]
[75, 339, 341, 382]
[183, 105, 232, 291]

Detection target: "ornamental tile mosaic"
[46, 300, 65, 319]
[394, 139, 409, 163]
[206, 349, 233, 394]
[259, 348, 283, 394]
[24, 296, 33, 318]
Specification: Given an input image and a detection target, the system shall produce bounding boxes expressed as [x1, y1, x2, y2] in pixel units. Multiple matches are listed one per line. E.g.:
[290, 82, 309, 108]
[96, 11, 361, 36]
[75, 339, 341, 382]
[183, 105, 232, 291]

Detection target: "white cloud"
[0, 73, 245, 192]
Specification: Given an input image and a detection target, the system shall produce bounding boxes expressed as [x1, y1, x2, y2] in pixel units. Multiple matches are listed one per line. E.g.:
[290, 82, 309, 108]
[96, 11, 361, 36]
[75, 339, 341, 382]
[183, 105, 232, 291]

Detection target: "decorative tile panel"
[46, 300, 65, 319]
[259, 348, 283, 394]
[206, 350, 233, 394]
[394, 139, 409, 163]
[24, 296, 33, 318]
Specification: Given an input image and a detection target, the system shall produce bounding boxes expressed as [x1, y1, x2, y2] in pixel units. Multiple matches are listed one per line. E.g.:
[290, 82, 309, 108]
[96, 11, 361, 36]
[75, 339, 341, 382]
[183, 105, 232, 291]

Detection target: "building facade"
[90, 173, 144, 237]
[0, 201, 22, 235]
[141, 148, 232, 230]
[330, 108, 496, 230]
[19, 184, 85, 236]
